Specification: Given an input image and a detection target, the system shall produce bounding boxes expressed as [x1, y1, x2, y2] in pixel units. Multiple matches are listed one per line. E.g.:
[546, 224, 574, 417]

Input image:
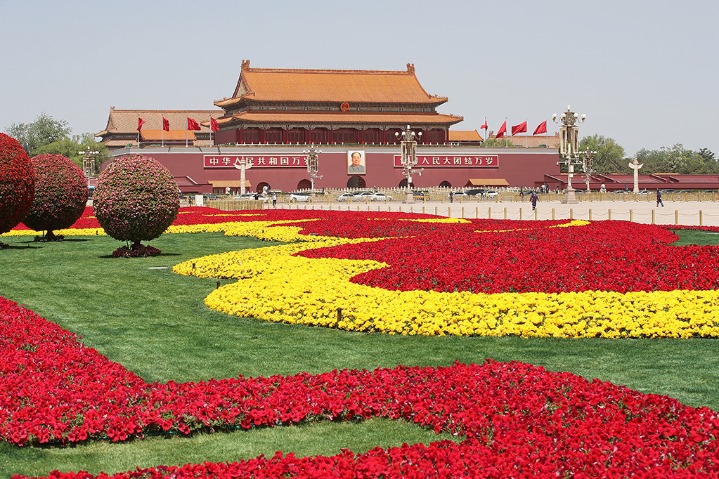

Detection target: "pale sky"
[1, 0, 717, 157]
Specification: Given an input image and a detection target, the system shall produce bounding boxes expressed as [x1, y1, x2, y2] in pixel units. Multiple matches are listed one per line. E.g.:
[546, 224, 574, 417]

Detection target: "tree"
[34, 133, 109, 171]
[6, 113, 72, 155]
[0, 133, 35, 240]
[636, 144, 717, 174]
[481, 137, 513, 148]
[22, 154, 88, 241]
[93, 155, 179, 256]
[578, 135, 626, 174]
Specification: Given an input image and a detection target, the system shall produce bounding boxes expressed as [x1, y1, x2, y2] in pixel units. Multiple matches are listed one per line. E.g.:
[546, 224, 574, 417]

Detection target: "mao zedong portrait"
[348, 151, 366, 174]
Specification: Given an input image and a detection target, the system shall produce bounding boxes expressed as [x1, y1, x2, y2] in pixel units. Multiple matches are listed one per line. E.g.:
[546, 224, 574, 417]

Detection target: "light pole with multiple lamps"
[580, 148, 596, 192]
[79, 147, 99, 186]
[552, 105, 586, 204]
[395, 125, 423, 203]
[302, 144, 322, 196]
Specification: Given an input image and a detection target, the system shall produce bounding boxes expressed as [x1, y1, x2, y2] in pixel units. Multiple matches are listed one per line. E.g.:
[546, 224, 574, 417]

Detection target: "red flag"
[137, 118, 145, 131]
[187, 117, 201, 131]
[511, 121, 527, 136]
[210, 117, 220, 132]
[533, 120, 547, 135]
[480, 118, 488, 130]
[496, 121, 507, 139]
[162, 117, 170, 131]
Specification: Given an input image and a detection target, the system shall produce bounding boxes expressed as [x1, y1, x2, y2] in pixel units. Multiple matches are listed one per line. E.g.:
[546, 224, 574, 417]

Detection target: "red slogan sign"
[393, 155, 499, 168]
[203, 155, 308, 168]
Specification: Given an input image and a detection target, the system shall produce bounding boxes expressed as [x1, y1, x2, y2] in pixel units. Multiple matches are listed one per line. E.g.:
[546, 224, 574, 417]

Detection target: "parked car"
[336, 192, 355, 202]
[448, 191, 469, 199]
[289, 193, 312, 202]
[369, 193, 393, 201]
[235, 193, 260, 200]
[465, 188, 498, 198]
[352, 192, 375, 201]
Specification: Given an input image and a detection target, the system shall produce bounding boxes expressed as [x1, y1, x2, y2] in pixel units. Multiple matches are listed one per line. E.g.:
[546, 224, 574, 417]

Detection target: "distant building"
[96, 108, 223, 149]
[97, 61, 562, 193]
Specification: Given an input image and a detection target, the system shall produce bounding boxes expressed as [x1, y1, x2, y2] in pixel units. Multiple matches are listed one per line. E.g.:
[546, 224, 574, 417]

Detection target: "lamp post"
[79, 147, 99, 186]
[234, 158, 253, 196]
[395, 125, 423, 203]
[302, 144, 322, 196]
[552, 105, 586, 204]
[580, 149, 596, 192]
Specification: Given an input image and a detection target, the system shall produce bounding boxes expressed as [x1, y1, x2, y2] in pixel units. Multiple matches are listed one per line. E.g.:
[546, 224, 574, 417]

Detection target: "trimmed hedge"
[93, 154, 179, 245]
[22, 154, 88, 237]
[0, 133, 34, 235]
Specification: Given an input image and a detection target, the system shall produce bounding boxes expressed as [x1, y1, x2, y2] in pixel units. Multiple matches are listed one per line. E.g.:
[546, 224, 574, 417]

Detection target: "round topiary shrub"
[0, 133, 34, 241]
[93, 154, 179, 256]
[22, 154, 88, 240]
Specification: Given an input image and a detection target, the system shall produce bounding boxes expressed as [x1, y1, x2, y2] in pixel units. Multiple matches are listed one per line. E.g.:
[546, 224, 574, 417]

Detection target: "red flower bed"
[299, 220, 719, 294]
[3, 298, 719, 477]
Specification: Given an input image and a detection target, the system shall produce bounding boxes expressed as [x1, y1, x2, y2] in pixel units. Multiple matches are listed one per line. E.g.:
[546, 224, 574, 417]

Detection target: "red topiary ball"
[0, 133, 34, 235]
[93, 154, 179, 246]
[22, 154, 88, 237]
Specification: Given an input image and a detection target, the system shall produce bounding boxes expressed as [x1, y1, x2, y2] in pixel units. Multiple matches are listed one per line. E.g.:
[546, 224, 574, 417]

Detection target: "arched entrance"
[347, 176, 366, 188]
[256, 182, 271, 194]
[439, 180, 452, 188]
[297, 179, 312, 190]
[399, 179, 410, 188]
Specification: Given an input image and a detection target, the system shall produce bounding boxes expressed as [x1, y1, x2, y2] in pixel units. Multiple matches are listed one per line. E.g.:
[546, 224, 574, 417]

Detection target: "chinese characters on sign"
[393, 155, 499, 168]
[203, 155, 308, 168]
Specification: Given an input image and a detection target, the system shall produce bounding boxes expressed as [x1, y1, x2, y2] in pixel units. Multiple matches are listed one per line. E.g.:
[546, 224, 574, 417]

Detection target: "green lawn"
[0, 228, 717, 477]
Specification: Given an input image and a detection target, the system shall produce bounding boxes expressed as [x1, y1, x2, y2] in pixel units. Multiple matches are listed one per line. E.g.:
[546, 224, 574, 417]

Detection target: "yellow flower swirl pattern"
[173, 220, 719, 338]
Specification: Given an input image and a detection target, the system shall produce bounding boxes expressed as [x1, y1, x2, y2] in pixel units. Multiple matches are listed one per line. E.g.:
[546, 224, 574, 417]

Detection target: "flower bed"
[3, 297, 719, 477]
[9, 207, 719, 338]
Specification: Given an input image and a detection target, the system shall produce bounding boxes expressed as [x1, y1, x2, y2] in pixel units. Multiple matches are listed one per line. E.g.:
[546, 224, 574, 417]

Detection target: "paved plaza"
[274, 198, 719, 227]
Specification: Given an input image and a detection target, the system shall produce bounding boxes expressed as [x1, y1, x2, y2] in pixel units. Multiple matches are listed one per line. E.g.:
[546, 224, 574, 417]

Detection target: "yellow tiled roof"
[216, 60, 448, 107]
[449, 130, 483, 142]
[140, 130, 196, 141]
[96, 109, 223, 136]
[466, 178, 510, 187]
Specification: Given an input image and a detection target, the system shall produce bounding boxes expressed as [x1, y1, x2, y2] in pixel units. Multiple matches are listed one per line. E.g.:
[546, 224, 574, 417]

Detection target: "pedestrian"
[272, 193, 277, 207]
[656, 189, 664, 207]
[449, 191, 454, 203]
[530, 192, 538, 211]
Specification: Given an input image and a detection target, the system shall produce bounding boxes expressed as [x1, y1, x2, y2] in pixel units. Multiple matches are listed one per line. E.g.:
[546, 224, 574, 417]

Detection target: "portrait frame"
[347, 150, 366, 175]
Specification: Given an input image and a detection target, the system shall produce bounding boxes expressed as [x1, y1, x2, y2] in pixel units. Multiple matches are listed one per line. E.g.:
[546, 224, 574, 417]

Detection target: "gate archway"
[256, 182, 271, 194]
[297, 179, 312, 190]
[347, 176, 366, 188]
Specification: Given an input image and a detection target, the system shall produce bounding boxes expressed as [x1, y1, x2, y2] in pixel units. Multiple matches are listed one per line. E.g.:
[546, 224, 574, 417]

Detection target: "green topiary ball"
[0, 133, 35, 235]
[22, 154, 88, 238]
[93, 154, 179, 246]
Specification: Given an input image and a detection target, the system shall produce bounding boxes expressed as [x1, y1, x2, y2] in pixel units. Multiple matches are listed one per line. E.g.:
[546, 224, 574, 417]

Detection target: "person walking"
[272, 193, 277, 208]
[656, 189, 664, 207]
[530, 191, 538, 211]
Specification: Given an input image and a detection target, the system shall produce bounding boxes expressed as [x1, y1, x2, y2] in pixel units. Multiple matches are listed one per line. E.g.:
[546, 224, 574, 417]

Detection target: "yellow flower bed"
[2, 227, 106, 237]
[173, 222, 719, 338]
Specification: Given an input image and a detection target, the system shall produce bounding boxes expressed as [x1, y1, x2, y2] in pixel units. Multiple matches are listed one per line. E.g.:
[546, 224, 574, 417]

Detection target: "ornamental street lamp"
[395, 125, 423, 203]
[580, 149, 596, 192]
[79, 147, 99, 185]
[302, 144, 323, 196]
[552, 105, 586, 204]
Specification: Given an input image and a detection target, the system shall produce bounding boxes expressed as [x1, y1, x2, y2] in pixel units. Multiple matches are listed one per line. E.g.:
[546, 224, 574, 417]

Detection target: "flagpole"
[162, 115, 165, 148]
[525, 118, 529, 149]
[185, 116, 189, 148]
